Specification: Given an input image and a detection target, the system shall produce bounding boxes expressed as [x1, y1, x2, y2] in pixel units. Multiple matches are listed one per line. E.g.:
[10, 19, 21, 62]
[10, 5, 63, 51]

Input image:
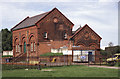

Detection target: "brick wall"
[37, 40, 70, 56]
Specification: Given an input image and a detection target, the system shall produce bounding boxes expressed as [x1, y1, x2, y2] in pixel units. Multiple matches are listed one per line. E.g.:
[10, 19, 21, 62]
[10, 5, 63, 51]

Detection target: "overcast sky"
[0, 0, 119, 49]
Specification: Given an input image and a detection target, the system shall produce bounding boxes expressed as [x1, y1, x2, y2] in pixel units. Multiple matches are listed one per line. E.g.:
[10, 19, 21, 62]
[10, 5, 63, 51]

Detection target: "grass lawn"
[2, 65, 118, 77]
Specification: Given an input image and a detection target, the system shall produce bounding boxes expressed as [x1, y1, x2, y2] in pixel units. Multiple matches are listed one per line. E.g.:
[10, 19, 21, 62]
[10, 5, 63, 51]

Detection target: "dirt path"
[88, 65, 120, 69]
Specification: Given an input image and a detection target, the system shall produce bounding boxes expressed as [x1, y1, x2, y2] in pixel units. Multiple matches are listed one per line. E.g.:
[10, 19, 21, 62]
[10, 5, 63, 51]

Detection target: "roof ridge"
[71, 25, 85, 38]
[29, 11, 49, 18]
[70, 24, 102, 39]
[11, 16, 29, 31]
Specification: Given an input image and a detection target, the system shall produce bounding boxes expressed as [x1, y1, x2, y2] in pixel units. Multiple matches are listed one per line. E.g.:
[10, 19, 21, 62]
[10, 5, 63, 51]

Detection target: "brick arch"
[21, 34, 26, 39]
[15, 38, 19, 44]
[76, 43, 85, 47]
[22, 37, 26, 44]
[89, 43, 97, 46]
[89, 43, 98, 48]
[21, 34, 26, 43]
[14, 36, 18, 46]
[14, 36, 18, 42]
[29, 33, 34, 42]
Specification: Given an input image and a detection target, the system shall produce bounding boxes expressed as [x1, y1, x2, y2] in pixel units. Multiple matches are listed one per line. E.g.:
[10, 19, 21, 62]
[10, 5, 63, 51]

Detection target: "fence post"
[67, 55, 69, 66]
[99, 57, 101, 66]
[38, 60, 41, 70]
[88, 55, 89, 66]
[64, 55, 65, 66]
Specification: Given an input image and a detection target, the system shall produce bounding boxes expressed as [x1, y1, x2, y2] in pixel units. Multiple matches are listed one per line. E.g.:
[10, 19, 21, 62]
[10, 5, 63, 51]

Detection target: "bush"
[114, 62, 120, 67]
[2, 55, 13, 57]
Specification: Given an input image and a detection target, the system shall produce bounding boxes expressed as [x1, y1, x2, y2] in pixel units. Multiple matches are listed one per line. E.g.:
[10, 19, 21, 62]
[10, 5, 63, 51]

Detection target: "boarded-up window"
[59, 24, 64, 30]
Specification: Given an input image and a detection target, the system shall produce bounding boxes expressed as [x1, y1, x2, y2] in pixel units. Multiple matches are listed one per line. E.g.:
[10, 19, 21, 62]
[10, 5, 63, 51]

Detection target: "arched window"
[30, 35, 35, 52]
[15, 38, 20, 53]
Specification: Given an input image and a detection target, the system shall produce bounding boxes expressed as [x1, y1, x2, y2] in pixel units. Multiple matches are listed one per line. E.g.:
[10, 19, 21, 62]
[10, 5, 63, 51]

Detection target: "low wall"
[39, 55, 72, 63]
[3, 50, 13, 56]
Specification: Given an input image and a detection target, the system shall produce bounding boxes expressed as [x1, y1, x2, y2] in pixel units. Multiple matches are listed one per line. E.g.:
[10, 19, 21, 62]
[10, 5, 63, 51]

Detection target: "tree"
[0, 31, 2, 53]
[108, 42, 114, 47]
[1, 28, 12, 51]
[100, 49, 108, 57]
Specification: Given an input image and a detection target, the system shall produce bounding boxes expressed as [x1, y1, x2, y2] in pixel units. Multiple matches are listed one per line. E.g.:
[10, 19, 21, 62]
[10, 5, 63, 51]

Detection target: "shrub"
[2, 55, 13, 57]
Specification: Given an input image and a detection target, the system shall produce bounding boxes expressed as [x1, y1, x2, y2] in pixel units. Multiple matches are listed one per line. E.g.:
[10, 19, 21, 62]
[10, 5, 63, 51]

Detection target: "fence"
[2, 55, 115, 70]
[2, 55, 71, 70]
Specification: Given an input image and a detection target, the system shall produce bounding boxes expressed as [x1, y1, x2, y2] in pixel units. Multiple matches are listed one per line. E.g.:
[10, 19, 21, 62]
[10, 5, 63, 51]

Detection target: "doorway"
[24, 42, 26, 53]
[88, 52, 93, 62]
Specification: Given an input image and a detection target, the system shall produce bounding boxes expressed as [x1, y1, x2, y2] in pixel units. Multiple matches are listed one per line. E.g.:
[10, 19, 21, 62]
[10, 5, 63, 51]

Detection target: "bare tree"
[108, 42, 114, 47]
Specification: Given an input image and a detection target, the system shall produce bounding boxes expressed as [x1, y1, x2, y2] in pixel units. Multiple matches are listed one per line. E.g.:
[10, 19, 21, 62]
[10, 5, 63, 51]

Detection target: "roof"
[11, 12, 49, 31]
[71, 24, 102, 39]
[11, 8, 74, 31]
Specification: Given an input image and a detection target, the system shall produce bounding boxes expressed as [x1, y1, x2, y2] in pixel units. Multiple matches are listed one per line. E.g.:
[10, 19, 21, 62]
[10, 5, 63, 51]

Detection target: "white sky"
[0, 0, 119, 49]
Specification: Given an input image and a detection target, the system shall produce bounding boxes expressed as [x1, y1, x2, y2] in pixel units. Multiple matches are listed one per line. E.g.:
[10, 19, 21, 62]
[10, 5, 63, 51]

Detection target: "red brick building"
[11, 8, 102, 62]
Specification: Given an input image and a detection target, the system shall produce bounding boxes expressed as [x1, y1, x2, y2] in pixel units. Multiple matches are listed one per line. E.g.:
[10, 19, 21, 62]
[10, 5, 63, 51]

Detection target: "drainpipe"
[27, 31, 29, 63]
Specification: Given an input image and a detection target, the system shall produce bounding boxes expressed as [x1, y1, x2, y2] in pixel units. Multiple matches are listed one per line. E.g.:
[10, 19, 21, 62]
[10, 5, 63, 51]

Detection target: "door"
[88, 52, 92, 62]
[24, 42, 26, 53]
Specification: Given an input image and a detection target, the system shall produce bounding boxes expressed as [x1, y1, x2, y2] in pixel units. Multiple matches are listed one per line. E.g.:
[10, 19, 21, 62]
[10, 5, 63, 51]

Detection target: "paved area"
[88, 65, 120, 69]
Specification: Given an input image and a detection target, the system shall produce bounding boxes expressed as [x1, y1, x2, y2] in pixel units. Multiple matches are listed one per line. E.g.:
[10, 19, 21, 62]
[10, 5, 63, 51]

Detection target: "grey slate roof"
[12, 12, 49, 30]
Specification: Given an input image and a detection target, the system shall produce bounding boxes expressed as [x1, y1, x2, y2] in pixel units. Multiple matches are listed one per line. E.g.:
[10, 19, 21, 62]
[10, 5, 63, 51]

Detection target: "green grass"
[114, 62, 120, 67]
[2, 65, 118, 77]
[2, 64, 38, 70]
[40, 52, 63, 57]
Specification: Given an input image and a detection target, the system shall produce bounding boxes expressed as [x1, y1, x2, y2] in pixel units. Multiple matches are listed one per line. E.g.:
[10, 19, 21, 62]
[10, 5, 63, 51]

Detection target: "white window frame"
[44, 32, 47, 38]
[64, 33, 67, 39]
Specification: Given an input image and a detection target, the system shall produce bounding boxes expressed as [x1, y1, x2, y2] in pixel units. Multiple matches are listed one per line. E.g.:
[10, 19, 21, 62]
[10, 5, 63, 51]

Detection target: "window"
[16, 44, 18, 52]
[43, 32, 47, 38]
[18, 45, 20, 52]
[24, 42, 26, 53]
[53, 17, 58, 23]
[16, 44, 20, 53]
[64, 33, 67, 39]
[34, 42, 35, 51]
[31, 42, 35, 52]
[59, 24, 63, 30]
[31, 42, 33, 52]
